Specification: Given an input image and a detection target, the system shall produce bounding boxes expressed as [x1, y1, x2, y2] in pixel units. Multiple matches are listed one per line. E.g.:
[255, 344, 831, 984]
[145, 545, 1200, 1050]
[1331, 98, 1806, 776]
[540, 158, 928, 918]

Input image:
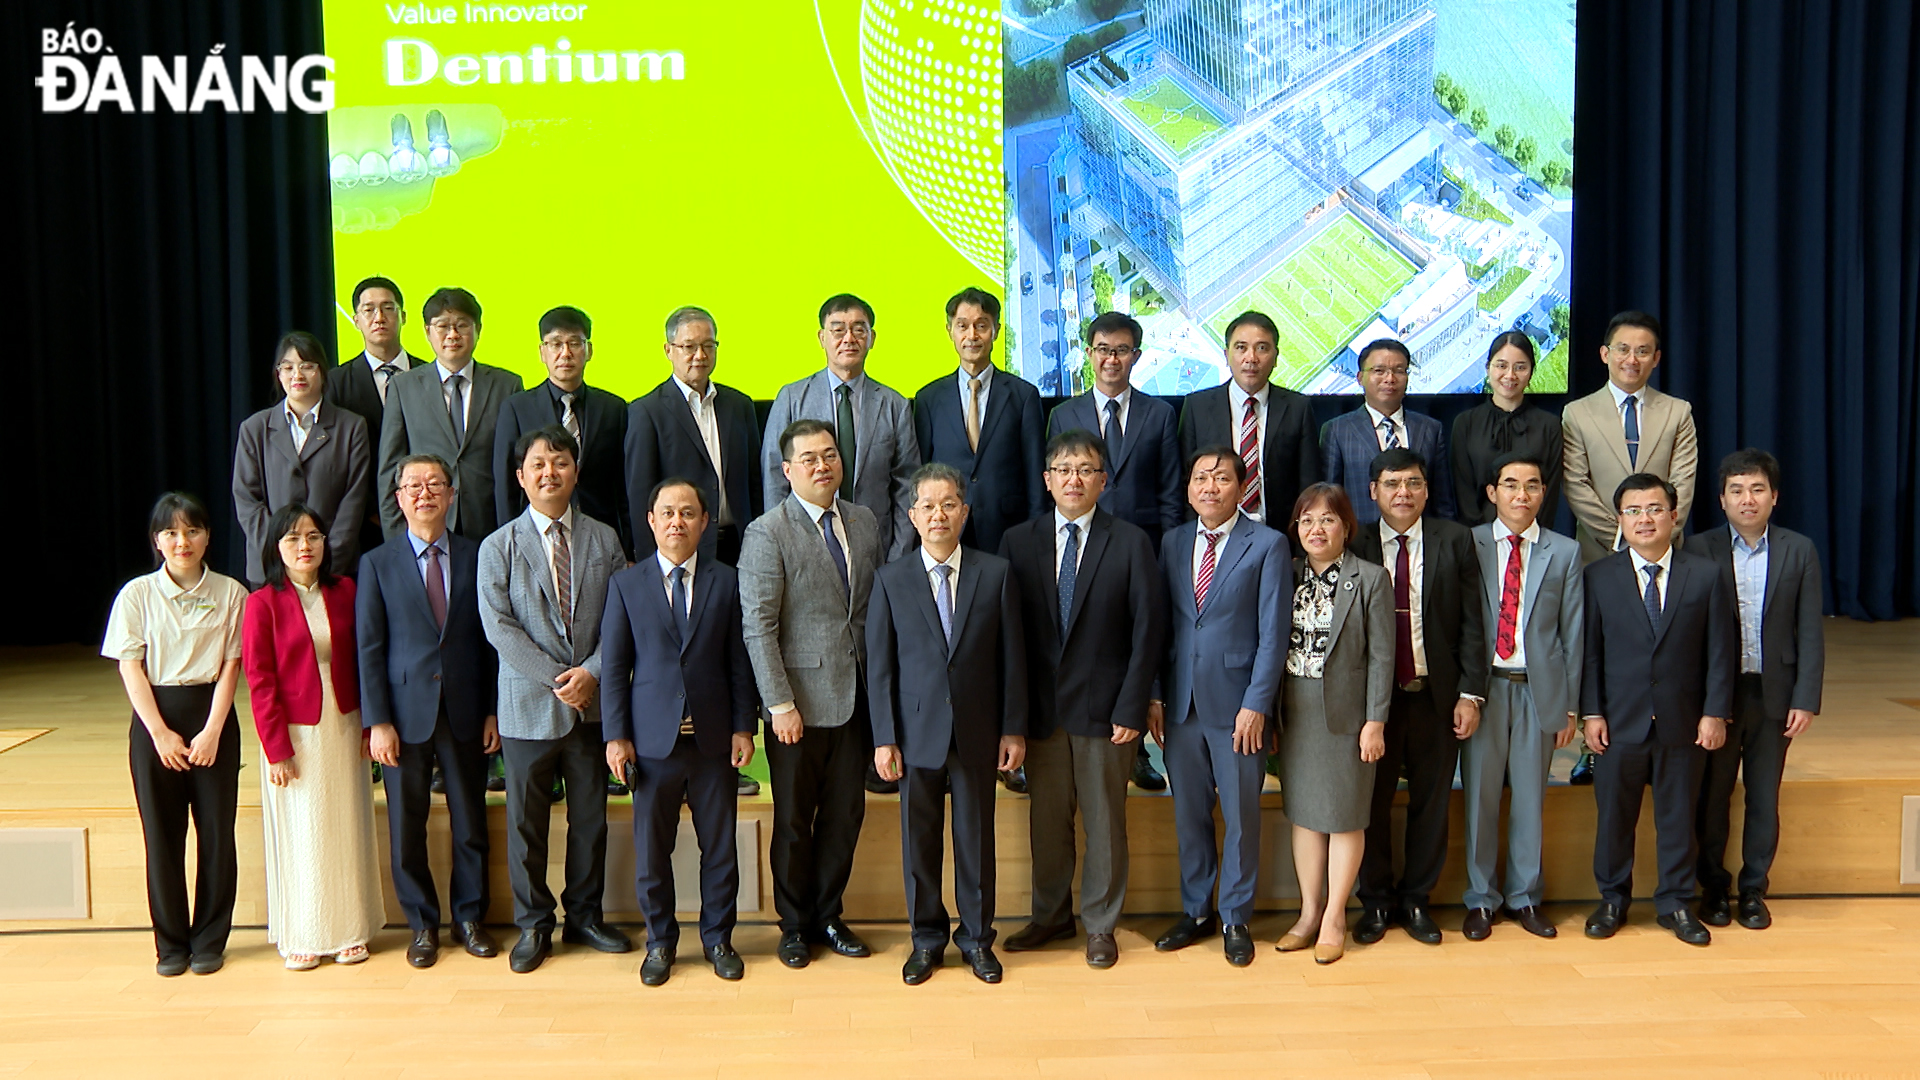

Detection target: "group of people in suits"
[113, 288, 1824, 982]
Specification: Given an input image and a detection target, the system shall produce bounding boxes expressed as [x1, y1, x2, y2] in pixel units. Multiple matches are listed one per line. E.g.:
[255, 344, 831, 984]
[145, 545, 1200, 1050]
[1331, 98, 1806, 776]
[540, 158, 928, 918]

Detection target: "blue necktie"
[1103, 399, 1125, 466]
[1642, 563, 1662, 629]
[934, 564, 954, 644]
[820, 508, 849, 596]
[1623, 394, 1640, 467]
[1058, 522, 1080, 631]
[670, 565, 690, 643]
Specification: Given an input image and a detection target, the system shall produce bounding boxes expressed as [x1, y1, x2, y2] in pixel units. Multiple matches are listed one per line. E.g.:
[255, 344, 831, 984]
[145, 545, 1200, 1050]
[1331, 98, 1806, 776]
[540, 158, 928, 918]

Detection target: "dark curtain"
[3, 1, 334, 644]
[1573, 0, 1920, 619]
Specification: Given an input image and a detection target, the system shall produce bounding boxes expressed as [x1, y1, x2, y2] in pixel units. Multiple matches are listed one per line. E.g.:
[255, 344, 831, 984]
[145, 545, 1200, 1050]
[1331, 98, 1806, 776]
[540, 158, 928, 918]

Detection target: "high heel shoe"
[1313, 938, 1346, 965]
[1274, 932, 1313, 952]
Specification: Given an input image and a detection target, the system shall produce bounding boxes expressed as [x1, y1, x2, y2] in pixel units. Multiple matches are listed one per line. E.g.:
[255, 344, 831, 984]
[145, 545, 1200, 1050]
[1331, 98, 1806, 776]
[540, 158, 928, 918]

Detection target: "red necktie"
[1393, 534, 1416, 686]
[1495, 533, 1523, 660]
[423, 543, 448, 631]
[1195, 531, 1220, 610]
[1239, 397, 1262, 516]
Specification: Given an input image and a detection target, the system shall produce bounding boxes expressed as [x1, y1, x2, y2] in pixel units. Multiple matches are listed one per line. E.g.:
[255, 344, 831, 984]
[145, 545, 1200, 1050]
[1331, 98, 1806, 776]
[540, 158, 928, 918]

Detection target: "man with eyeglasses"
[1176, 310, 1319, 531]
[761, 294, 921, 562]
[376, 286, 525, 542]
[330, 276, 421, 557]
[1048, 311, 1183, 555]
[1320, 338, 1456, 523]
[493, 306, 632, 559]
[1459, 452, 1584, 942]
[1580, 473, 1736, 947]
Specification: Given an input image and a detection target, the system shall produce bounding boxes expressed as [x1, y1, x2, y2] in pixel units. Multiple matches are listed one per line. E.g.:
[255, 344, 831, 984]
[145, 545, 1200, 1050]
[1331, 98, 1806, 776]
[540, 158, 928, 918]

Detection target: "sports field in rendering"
[1120, 75, 1225, 159]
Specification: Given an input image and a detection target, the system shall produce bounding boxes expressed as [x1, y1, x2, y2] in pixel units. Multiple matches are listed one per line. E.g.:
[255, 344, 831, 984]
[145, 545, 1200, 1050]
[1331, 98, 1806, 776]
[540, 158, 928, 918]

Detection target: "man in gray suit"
[478, 425, 632, 972]
[760, 294, 920, 560]
[1459, 452, 1584, 940]
[740, 418, 884, 968]
[378, 287, 526, 541]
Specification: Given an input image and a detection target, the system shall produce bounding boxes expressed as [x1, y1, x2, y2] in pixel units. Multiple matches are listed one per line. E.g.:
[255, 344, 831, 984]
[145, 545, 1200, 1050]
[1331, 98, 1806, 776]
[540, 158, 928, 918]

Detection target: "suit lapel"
[1475, 528, 1501, 614]
[1328, 552, 1358, 647]
[1106, 394, 1142, 476]
[973, 374, 1012, 457]
[513, 514, 565, 621]
[947, 557, 981, 656]
[854, 376, 883, 486]
[1171, 521, 1199, 619]
[657, 380, 712, 469]
[1200, 523, 1254, 616]
[298, 407, 336, 464]
[266, 409, 300, 469]
[1760, 532, 1783, 617]
[903, 561, 949, 651]
[416, 366, 461, 448]
[680, 563, 714, 655]
[1652, 556, 1684, 648]
[1521, 534, 1552, 629]
[394, 539, 442, 637]
[460, 368, 502, 452]
[1063, 516, 1109, 639]
[1594, 391, 1636, 476]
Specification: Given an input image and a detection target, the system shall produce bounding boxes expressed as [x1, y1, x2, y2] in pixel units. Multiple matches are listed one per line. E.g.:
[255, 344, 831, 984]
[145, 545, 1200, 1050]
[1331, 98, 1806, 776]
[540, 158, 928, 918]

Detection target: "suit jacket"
[1350, 515, 1489, 710]
[1580, 547, 1737, 746]
[326, 350, 419, 437]
[1320, 406, 1457, 522]
[1690, 525, 1825, 718]
[1281, 551, 1397, 734]
[1562, 385, 1699, 561]
[999, 509, 1168, 741]
[866, 548, 1028, 771]
[912, 369, 1046, 555]
[476, 508, 625, 741]
[242, 577, 361, 764]
[376, 359, 526, 541]
[762, 370, 922, 560]
[232, 401, 373, 585]
[1158, 516, 1289, 726]
[492, 382, 631, 557]
[1178, 383, 1319, 526]
[1471, 522, 1585, 727]
[625, 377, 761, 560]
[600, 557, 760, 762]
[1048, 391, 1182, 546]
[738, 494, 881, 726]
[355, 531, 498, 744]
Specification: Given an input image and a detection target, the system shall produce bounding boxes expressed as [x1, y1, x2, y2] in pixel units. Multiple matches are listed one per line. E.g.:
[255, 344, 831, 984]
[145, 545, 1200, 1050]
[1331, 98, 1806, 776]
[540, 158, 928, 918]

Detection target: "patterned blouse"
[1287, 561, 1341, 678]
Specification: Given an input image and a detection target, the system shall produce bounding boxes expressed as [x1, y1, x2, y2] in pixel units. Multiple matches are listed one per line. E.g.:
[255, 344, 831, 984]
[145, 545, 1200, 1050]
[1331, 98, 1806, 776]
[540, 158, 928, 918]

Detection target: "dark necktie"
[670, 565, 690, 642]
[1239, 398, 1262, 517]
[1394, 534, 1416, 686]
[820, 508, 849, 596]
[423, 542, 448, 630]
[1642, 563, 1662, 628]
[1623, 394, 1641, 467]
[447, 373, 467, 443]
[835, 383, 857, 500]
[1381, 416, 1400, 450]
[376, 362, 400, 404]
[549, 520, 572, 632]
[1103, 398, 1125, 466]
[1057, 521, 1080, 631]
[1495, 533, 1523, 660]
[560, 391, 581, 441]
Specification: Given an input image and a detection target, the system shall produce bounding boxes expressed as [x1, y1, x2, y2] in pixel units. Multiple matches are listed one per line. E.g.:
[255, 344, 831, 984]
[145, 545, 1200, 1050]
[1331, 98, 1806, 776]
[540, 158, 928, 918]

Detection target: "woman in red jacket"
[243, 503, 384, 969]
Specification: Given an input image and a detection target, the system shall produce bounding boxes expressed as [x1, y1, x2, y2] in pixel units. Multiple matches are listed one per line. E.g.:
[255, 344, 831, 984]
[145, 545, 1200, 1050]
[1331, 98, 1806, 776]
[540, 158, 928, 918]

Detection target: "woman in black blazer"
[1450, 332, 1562, 526]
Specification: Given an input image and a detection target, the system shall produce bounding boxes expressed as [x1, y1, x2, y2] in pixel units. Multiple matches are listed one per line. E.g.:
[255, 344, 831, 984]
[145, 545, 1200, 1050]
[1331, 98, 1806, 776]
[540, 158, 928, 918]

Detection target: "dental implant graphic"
[386, 113, 429, 184]
[329, 153, 359, 190]
[424, 109, 461, 178]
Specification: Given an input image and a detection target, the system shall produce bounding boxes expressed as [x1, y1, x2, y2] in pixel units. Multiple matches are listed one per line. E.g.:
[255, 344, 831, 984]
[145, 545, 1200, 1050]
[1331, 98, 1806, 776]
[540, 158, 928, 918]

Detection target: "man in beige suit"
[1562, 311, 1699, 564]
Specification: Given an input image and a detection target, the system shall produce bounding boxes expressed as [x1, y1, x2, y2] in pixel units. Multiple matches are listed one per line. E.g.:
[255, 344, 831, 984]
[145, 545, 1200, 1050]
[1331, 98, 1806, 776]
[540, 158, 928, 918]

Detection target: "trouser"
[502, 722, 609, 932]
[1459, 676, 1556, 910]
[1358, 686, 1457, 910]
[630, 733, 739, 950]
[765, 707, 869, 933]
[713, 524, 743, 568]
[1024, 728, 1134, 933]
[385, 707, 490, 928]
[1695, 675, 1791, 897]
[900, 746, 997, 952]
[1592, 735, 1707, 914]
[1164, 709, 1265, 925]
[130, 684, 240, 961]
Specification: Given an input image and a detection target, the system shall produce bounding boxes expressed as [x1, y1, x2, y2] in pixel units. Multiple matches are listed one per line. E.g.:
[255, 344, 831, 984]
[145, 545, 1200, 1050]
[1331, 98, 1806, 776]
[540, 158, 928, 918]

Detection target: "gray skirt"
[1279, 675, 1376, 834]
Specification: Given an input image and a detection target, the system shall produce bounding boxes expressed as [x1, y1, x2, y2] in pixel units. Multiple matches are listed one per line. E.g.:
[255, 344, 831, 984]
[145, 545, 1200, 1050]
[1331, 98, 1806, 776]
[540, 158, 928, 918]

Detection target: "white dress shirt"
[1379, 517, 1429, 677]
[674, 374, 733, 525]
[526, 504, 577, 605]
[365, 348, 413, 405]
[1366, 403, 1411, 451]
[1606, 382, 1649, 436]
[655, 549, 697, 616]
[1092, 385, 1131, 437]
[1490, 518, 1541, 669]
[922, 544, 963, 611]
[435, 358, 473, 433]
[1226, 383, 1268, 519]
[1054, 507, 1094, 579]
[1191, 512, 1240, 593]
[1629, 544, 1675, 611]
[283, 398, 322, 454]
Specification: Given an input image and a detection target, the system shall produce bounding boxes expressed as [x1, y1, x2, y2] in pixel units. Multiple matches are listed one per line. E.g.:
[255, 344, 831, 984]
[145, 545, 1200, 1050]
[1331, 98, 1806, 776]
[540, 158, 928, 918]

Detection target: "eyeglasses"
[276, 361, 322, 375]
[1376, 477, 1427, 492]
[1365, 365, 1411, 379]
[1088, 345, 1136, 361]
[355, 302, 399, 318]
[1497, 479, 1546, 494]
[1048, 465, 1104, 480]
[428, 319, 476, 335]
[790, 450, 841, 469]
[915, 499, 964, 514]
[399, 480, 451, 496]
[824, 323, 871, 341]
[541, 336, 589, 352]
[1619, 505, 1672, 519]
[1296, 515, 1342, 530]
[1608, 344, 1657, 360]
[668, 341, 719, 356]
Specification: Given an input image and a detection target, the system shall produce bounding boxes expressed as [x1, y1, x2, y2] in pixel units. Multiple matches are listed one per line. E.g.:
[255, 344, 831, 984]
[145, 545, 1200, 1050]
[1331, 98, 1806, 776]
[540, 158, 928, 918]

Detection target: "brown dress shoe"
[1005, 921, 1076, 952]
[1085, 933, 1118, 968]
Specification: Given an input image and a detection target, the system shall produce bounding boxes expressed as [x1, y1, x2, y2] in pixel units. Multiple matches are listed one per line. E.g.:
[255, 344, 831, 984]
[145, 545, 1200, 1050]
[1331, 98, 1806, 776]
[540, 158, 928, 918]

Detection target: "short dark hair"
[262, 502, 335, 591]
[1359, 338, 1413, 370]
[911, 461, 968, 502]
[272, 330, 332, 391]
[648, 477, 709, 515]
[818, 293, 875, 328]
[945, 287, 1001, 323]
[1045, 429, 1107, 471]
[351, 276, 403, 312]
[538, 305, 591, 340]
[1085, 310, 1142, 349]
[1613, 471, 1677, 512]
[1719, 448, 1781, 491]
[146, 492, 211, 567]
[1604, 310, 1663, 350]
[780, 418, 838, 461]
[1488, 451, 1546, 487]
[422, 287, 482, 327]
[1291, 483, 1359, 544]
[514, 425, 579, 469]
[1485, 330, 1537, 365]
[395, 453, 453, 487]
[1186, 445, 1245, 485]
[1369, 447, 1429, 483]
[1223, 310, 1278, 344]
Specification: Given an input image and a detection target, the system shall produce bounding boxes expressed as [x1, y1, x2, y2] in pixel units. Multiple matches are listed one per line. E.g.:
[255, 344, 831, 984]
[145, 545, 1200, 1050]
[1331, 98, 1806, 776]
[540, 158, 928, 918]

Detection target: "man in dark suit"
[998, 430, 1167, 968]
[376, 287, 525, 542]
[493, 306, 631, 559]
[626, 305, 761, 567]
[1581, 473, 1737, 946]
[870, 462, 1028, 985]
[1691, 449, 1825, 931]
[357, 453, 501, 968]
[1320, 339, 1457, 522]
[912, 287, 1045, 557]
[603, 478, 761, 985]
[1177, 310, 1319, 529]
[1347, 448, 1486, 946]
[328, 275, 421, 557]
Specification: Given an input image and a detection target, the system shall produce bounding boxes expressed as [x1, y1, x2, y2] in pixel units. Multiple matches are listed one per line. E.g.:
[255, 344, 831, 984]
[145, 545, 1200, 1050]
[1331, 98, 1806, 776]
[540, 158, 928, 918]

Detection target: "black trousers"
[502, 722, 608, 932]
[901, 746, 997, 952]
[630, 733, 739, 950]
[713, 524, 743, 568]
[1695, 675, 1791, 897]
[130, 685, 240, 961]
[1593, 734, 1708, 914]
[1358, 686, 1458, 910]
[764, 707, 869, 934]
[384, 707, 490, 928]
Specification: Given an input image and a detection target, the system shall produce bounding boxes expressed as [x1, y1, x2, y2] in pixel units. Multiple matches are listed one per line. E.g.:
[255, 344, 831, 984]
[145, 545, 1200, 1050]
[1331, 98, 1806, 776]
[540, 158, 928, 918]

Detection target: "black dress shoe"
[1502, 905, 1558, 939]
[188, 953, 224, 976]
[1222, 924, 1255, 966]
[156, 955, 190, 978]
[562, 920, 634, 953]
[1003, 921, 1075, 952]
[736, 770, 761, 798]
[1585, 902, 1625, 939]
[486, 755, 506, 793]
[1569, 751, 1596, 785]
[998, 767, 1028, 794]
[864, 764, 899, 795]
[1657, 908, 1712, 946]
[1154, 913, 1219, 952]
[1737, 892, 1772, 930]
[430, 766, 446, 794]
[639, 944, 675, 986]
[1353, 907, 1392, 945]
[452, 921, 499, 958]
[1698, 893, 1732, 927]
[964, 946, 1003, 983]
[817, 919, 871, 958]
[777, 930, 811, 968]
[548, 776, 565, 802]
[408, 928, 440, 968]
[708, 942, 745, 980]
[607, 771, 630, 798]
[1401, 905, 1443, 945]
[1462, 907, 1495, 941]
[509, 929, 552, 973]
[902, 948, 944, 984]
[1131, 746, 1168, 791]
